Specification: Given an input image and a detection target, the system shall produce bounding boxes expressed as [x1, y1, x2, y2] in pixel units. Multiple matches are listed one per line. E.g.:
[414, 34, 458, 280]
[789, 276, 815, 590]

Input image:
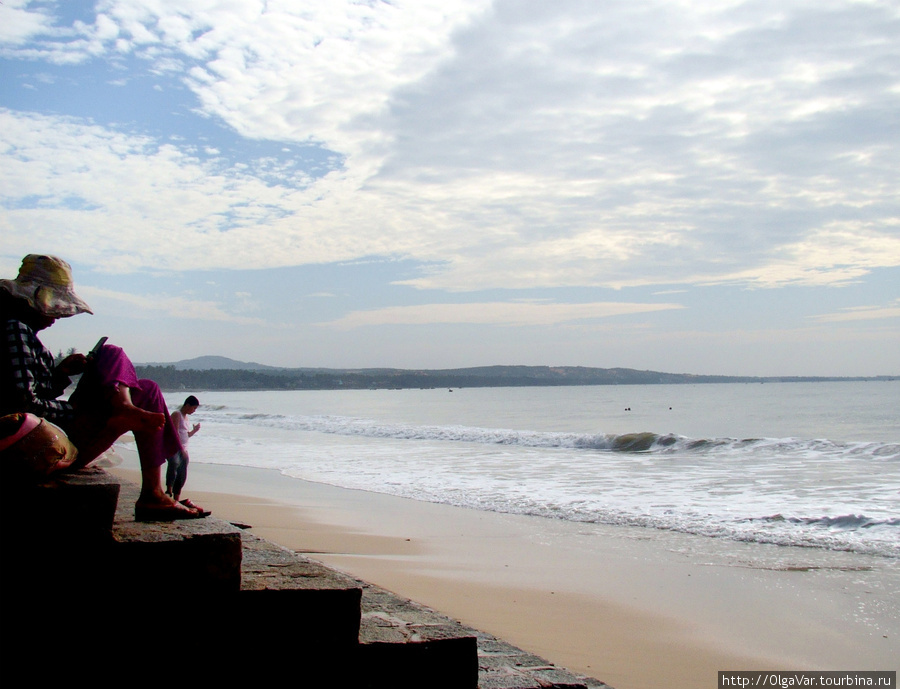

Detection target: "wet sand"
[109, 449, 899, 689]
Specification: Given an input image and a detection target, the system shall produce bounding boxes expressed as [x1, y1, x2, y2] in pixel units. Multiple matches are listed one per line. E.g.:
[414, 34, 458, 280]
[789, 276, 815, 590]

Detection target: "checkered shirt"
[1, 319, 75, 423]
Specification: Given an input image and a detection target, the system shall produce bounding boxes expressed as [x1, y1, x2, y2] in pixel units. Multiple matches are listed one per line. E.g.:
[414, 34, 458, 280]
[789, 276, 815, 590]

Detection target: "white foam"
[175, 383, 900, 558]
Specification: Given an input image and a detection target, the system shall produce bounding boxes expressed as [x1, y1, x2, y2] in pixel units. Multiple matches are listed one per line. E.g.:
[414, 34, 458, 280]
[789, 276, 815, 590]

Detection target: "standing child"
[165, 395, 209, 516]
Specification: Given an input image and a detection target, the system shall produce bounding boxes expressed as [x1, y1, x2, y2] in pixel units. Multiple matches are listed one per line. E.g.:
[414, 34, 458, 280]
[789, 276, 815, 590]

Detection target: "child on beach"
[165, 395, 209, 515]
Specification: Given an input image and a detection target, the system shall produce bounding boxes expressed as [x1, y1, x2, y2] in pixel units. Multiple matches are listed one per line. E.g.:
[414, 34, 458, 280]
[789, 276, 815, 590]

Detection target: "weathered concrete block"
[110, 478, 243, 592]
[2, 466, 119, 540]
[356, 583, 479, 688]
[1, 467, 120, 594]
[239, 533, 362, 651]
[0, 465, 612, 689]
[475, 630, 612, 689]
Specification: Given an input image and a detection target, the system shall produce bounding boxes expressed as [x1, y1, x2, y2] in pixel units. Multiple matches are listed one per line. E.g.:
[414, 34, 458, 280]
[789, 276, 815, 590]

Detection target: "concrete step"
[237, 533, 479, 688]
[358, 583, 479, 688]
[110, 477, 243, 593]
[0, 465, 611, 688]
[240, 532, 363, 650]
[2, 466, 120, 541]
[358, 582, 610, 689]
[476, 630, 612, 689]
[1, 466, 120, 593]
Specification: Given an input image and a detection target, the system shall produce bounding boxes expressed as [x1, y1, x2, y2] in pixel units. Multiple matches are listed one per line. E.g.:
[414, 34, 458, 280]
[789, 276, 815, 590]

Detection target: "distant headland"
[135, 356, 898, 392]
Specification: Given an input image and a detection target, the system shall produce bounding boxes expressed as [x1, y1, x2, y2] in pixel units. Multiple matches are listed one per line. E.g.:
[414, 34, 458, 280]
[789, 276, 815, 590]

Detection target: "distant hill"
[134, 358, 897, 391]
[140, 355, 278, 371]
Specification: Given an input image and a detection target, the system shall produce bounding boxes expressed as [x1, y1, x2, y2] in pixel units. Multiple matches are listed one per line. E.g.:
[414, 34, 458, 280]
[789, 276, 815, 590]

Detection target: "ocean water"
[172, 381, 900, 559]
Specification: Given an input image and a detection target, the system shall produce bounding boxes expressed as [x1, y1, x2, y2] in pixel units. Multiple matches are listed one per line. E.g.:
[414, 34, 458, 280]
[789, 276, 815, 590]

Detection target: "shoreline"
[109, 449, 899, 689]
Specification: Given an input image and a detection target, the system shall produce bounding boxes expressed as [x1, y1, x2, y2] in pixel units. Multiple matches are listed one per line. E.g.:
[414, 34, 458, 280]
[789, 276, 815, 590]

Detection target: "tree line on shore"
[132, 363, 895, 392]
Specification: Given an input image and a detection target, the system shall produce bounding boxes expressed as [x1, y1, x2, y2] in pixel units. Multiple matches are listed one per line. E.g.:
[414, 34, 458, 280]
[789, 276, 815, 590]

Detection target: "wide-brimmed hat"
[0, 254, 92, 318]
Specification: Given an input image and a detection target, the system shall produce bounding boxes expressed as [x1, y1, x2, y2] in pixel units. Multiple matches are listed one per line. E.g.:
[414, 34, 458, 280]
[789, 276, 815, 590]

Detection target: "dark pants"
[165, 449, 188, 495]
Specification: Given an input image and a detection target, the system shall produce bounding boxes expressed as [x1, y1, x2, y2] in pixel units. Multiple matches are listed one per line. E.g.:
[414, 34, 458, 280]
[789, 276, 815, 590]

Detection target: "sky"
[1, 0, 898, 376]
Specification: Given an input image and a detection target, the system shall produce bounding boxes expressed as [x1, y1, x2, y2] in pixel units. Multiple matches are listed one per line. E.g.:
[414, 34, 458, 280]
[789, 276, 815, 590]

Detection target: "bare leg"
[108, 384, 165, 435]
[66, 416, 119, 470]
[66, 386, 163, 470]
[137, 464, 187, 509]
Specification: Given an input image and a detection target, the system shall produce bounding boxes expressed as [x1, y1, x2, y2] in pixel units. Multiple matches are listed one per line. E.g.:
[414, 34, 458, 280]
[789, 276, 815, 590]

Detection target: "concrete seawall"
[2, 467, 611, 688]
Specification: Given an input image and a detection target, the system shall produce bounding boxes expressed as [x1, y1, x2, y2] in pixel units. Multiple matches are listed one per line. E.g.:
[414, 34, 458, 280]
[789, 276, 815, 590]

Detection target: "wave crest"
[217, 411, 899, 461]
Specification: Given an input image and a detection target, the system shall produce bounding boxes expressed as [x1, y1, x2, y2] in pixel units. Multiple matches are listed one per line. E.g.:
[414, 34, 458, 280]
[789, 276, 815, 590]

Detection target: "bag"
[0, 413, 78, 479]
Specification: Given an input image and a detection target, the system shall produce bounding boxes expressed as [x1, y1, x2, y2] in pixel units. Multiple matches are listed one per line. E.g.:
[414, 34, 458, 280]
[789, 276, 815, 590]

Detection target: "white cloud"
[0, 108, 405, 271]
[79, 285, 265, 325]
[53, 0, 492, 156]
[2, 0, 899, 297]
[0, 1, 58, 46]
[324, 300, 684, 329]
[810, 300, 900, 323]
[697, 223, 900, 288]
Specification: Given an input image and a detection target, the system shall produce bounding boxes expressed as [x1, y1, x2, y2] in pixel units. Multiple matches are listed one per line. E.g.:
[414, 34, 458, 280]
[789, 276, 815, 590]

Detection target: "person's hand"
[57, 353, 87, 376]
[191, 423, 201, 435]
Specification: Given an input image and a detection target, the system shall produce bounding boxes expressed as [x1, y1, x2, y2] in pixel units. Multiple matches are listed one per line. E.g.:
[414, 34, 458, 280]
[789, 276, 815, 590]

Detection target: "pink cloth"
[69, 344, 182, 468]
[0, 413, 41, 451]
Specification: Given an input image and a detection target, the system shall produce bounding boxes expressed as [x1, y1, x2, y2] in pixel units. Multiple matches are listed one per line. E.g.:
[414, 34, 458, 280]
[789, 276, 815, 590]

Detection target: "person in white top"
[165, 395, 209, 515]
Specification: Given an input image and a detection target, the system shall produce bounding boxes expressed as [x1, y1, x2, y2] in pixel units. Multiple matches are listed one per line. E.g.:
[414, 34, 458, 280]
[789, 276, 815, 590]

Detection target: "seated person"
[1, 254, 208, 520]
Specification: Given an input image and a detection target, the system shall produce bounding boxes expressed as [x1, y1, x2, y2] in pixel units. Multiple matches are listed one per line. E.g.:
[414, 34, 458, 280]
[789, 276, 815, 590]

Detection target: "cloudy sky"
[1, 0, 898, 375]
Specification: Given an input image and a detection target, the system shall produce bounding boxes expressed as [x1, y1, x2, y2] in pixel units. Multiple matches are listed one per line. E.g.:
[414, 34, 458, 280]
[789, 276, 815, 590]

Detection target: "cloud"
[324, 300, 684, 329]
[17, 0, 491, 152]
[2, 0, 899, 296]
[0, 1, 59, 47]
[79, 285, 265, 325]
[0, 108, 402, 272]
[810, 300, 900, 323]
[695, 222, 900, 288]
[372, 0, 900, 290]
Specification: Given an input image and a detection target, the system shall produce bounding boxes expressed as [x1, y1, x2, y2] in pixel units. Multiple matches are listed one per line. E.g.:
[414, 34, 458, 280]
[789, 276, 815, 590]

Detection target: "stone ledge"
[239, 532, 363, 651]
[3, 466, 119, 540]
[1, 466, 120, 593]
[358, 582, 480, 688]
[241, 530, 362, 592]
[476, 631, 612, 689]
[110, 477, 243, 592]
[1, 466, 613, 688]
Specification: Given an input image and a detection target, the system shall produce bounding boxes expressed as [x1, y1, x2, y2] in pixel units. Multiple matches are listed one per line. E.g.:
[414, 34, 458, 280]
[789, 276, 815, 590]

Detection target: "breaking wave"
[212, 409, 900, 461]
[195, 403, 900, 558]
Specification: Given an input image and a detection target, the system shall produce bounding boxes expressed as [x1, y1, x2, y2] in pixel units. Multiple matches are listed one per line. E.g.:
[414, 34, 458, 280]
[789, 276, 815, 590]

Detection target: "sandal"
[179, 499, 211, 517]
[135, 503, 204, 522]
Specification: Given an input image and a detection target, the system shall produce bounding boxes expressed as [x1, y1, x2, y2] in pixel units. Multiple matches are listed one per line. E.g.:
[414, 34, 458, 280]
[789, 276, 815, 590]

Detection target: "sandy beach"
[109, 447, 898, 689]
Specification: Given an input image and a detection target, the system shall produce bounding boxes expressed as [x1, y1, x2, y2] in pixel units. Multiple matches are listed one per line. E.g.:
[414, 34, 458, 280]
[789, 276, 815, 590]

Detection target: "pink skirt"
[69, 344, 182, 468]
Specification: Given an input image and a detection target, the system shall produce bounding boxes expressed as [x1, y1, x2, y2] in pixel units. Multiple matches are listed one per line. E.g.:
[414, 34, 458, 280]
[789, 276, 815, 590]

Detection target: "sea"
[168, 380, 899, 561]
